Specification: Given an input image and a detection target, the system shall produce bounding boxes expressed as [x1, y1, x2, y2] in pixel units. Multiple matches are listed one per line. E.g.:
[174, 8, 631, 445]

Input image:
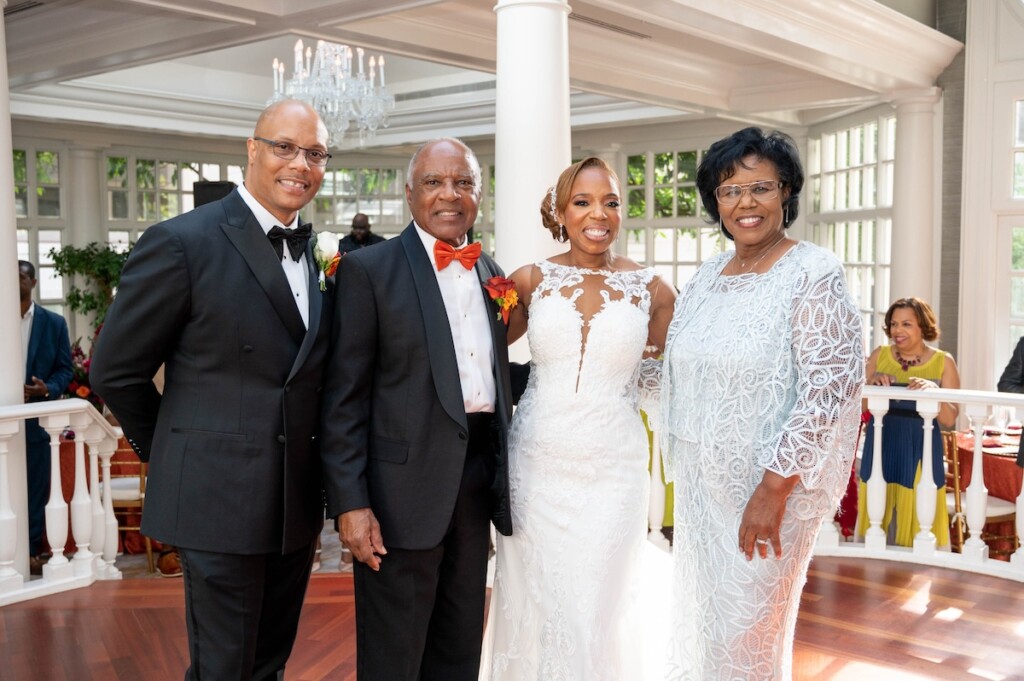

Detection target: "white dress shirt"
[238, 183, 310, 329]
[21, 301, 35, 377]
[414, 223, 496, 414]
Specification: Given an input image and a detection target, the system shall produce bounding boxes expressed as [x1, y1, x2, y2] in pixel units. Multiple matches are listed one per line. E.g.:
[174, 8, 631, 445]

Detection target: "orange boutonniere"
[484, 276, 518, 324]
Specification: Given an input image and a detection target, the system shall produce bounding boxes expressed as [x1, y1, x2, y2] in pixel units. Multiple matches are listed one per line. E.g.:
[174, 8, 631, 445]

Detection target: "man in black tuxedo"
[91, 99, 333, 681]
[322, 138, 513, 681]
[338, 212, 385, 254]
[19, 260, 73, 569]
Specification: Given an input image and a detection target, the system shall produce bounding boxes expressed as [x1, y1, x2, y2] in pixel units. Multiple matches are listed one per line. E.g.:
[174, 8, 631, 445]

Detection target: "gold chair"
[944, 431, 1018, 556]
[107, 444, 154, 572]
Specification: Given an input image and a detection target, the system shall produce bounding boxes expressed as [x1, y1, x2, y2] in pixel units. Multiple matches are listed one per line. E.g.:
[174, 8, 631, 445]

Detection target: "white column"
[0, 2, 32, 579]
[493, 0, 570, 273]
[889, 88, 941, 304]
[68, 146, 105, 343]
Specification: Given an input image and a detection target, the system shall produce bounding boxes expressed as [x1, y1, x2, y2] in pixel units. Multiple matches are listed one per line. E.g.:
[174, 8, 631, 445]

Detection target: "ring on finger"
[755, 537, 769, 545]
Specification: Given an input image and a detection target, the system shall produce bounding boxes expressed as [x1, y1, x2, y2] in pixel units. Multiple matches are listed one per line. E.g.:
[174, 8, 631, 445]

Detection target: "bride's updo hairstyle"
[540, 156, 618, 242]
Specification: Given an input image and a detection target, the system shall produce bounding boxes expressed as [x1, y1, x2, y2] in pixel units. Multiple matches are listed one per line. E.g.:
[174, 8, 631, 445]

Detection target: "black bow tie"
[267, 223, 311, 261]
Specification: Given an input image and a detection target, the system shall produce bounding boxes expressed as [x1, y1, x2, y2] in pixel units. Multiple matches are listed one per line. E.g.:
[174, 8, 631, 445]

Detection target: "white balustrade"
[814, 386, 1024, 582]
[0, 398, 123, 605]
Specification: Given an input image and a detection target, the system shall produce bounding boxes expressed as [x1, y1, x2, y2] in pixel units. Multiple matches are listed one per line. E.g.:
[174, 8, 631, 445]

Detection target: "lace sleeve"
[762, 262, 864, 491]
[637, 358, 662, 423]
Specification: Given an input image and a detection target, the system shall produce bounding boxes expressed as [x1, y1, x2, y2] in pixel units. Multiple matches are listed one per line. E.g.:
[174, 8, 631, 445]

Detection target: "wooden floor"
[3, 557, 1024, 680]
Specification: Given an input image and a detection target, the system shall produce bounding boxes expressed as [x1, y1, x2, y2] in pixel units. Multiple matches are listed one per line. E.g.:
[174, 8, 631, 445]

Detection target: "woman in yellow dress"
[857, 297, 960, 546]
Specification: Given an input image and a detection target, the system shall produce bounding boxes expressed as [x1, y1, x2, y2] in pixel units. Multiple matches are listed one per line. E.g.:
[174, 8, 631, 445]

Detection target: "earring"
[784, 206, 789, 225]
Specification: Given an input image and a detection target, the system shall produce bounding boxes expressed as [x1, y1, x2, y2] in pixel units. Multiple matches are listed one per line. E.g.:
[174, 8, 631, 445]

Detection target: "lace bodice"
[523, 261, 660, 416]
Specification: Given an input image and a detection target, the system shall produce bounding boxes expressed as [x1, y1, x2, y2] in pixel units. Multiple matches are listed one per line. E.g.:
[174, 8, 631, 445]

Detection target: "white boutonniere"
[312, 231, 341, 292]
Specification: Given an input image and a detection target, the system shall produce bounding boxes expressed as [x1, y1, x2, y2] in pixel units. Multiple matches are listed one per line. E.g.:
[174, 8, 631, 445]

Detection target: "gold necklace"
[733, 232, 786, 273]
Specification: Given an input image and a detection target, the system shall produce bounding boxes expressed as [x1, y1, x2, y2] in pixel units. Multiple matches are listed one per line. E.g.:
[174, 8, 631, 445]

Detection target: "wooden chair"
[108, 447, 154, 572]
[944, 431, 1018, 555]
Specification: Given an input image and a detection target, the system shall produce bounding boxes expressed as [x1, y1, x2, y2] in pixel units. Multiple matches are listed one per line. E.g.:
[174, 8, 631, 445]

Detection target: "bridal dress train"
[480, 261, 668, 681]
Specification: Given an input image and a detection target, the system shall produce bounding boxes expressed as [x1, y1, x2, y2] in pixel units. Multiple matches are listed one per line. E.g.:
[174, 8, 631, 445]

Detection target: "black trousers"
[354, 412, 497, 681]
[26, 438, 50, 556]
[178, 539, 318, 681]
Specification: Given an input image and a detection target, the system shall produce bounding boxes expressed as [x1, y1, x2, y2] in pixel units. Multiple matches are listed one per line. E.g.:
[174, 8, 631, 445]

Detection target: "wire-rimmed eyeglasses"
[253, 137, 332, 167]
[714, 180, 781, 205]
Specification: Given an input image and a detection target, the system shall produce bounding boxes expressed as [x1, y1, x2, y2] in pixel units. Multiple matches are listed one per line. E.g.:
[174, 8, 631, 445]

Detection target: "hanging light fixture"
[269, 39, 395, 147]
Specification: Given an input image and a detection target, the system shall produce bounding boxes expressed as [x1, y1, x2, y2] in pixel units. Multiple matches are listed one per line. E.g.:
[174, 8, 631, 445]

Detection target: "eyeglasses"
[253, 137, 332, 167]
[714, 180, 781, 205]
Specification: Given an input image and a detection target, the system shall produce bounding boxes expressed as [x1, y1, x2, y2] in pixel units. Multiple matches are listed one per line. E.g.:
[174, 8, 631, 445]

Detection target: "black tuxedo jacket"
[24, 305, 73, 444]
[321, 223, 513, 549]
[91, 189, 333, 555]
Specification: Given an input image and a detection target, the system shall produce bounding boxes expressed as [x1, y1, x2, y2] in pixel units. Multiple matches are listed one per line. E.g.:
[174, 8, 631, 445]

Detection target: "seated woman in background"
[856, 297, 960, 546]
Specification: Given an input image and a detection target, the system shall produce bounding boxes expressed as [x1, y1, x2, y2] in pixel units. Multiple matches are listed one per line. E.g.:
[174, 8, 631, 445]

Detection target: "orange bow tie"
[434, 240, 482, 271]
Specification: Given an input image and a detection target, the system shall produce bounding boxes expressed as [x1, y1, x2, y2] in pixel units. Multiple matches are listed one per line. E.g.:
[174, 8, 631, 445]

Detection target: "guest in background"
[997, 336, 1024, 393]
[19, 259, 73, 575]
[662, 127, 863, 680]
[856, 297, 960, 546]
[339, 212, 385, 254]
[91, 99, 333, 680]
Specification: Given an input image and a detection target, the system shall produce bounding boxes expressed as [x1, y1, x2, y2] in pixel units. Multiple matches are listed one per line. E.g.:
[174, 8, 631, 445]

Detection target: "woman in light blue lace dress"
[662, 128, 864, 680]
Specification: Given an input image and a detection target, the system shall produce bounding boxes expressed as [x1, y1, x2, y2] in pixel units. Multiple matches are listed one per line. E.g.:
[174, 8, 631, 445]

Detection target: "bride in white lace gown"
[480, 158, 675, 681]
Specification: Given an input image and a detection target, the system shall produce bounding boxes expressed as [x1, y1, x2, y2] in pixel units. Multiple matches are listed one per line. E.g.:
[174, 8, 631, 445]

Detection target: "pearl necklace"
[732, 232, 786, 274]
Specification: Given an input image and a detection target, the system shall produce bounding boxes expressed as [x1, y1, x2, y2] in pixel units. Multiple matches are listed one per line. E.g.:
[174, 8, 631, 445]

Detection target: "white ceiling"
[3, 0, 962, 150]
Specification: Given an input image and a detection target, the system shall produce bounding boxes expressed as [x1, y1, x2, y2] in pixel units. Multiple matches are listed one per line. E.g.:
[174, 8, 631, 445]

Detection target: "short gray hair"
[405, 137, 482, 198]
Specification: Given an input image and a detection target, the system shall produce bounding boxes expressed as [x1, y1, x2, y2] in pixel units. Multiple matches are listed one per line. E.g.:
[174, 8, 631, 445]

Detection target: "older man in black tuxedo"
[92, 99, 333, 681]
[322, 138, 513, 681]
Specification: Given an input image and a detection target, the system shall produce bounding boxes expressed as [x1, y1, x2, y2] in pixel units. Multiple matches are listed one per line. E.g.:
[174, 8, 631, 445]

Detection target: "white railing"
[813, 386, 1024, 581]
[0, 398, 127, 606]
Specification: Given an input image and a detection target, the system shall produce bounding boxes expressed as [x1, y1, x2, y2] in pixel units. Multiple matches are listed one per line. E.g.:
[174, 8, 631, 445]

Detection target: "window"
[105, 155, 244, 245]
[313, 167, 405, 236]
[13, 147, 65, 315]
[1011, 225, 1024, 346]
[807, 115, 895, 349]
[622, 149, 727, 288]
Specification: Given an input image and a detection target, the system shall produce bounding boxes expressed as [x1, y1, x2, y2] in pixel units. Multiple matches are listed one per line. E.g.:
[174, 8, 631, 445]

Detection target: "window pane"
[138, 192, 156, 221]
[653, 153, 673, 185]
[38, 230, 61, 264]
[1012, 277, 1024, 318]
[701, 227, 723, 258]
[379, 168, 398, 193]
[180, 164, 200, 191]
[654, 229, 673, 261]
[628, 189, 646, 218]
[201, 163, 222, 182]
[108, 230, 132, 253]
[16, 229, 29, 261]
[626, 228, 646, 262]
[36, 151, 59, 185]
[676, 187, 697, 217]
[654, 187, 673, 218]
[109, 190, 129, 220]
[182, 194, 195, 214]
[39, 265, 63, 300]
[15, 186, 27, 217]
[677, 228, 697, 261]
[864, 122, 878, 164]
[359, 169, 380, 194]
[227, 165, 244, 185]
[107, 156, 127, 188]
[676, 264, 696, 289]
[1014, 151, 1024, 199]
[160, 192, 179, 219]
[1016, 100, 1024, 146]
[13, 149, 26, 183]
[676, 151, 696, 182]
[1013, 227, 1024, 270]
[137, 159, 155, 189]
[158, 162, 178, 189]
[38, 187, 61, 217]
[627, 154, 645, 186]
[337, 169, 357, 194]
[381, 197, 403, 224]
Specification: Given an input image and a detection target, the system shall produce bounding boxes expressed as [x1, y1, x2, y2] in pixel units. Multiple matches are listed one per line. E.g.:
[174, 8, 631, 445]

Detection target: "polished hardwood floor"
[3, 556, 1024, 680]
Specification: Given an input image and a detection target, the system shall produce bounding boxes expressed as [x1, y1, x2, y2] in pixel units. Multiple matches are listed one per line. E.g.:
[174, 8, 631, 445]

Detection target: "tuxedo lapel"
[219, 194, 306, 345]
[400, 225, 467, 429]
[475, 258, 513, 421]
[288, 227, 323, 382]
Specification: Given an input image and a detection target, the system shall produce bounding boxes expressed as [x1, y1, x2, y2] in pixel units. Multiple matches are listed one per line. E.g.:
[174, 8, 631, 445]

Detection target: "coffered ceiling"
[4, 0, 962, 149]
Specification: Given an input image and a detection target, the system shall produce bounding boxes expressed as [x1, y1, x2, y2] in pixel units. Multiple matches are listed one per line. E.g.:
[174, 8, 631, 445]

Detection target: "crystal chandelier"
[269, 39, 395, 147]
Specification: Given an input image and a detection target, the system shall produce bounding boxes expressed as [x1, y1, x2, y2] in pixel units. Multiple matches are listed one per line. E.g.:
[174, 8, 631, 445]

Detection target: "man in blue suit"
[19, 260, 73, 571]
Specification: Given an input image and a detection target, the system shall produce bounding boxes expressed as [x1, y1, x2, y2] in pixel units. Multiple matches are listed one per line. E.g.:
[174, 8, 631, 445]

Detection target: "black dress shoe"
[29, 555, 45, 576]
